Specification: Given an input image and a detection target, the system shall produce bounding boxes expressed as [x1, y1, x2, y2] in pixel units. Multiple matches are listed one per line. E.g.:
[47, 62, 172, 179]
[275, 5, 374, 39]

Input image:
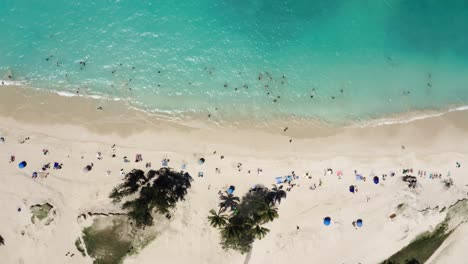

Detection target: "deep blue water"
[1, 0, 468, 123]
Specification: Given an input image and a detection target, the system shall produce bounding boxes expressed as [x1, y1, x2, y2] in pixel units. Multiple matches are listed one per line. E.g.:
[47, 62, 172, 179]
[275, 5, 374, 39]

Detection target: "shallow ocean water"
[1, 0, 468, 124]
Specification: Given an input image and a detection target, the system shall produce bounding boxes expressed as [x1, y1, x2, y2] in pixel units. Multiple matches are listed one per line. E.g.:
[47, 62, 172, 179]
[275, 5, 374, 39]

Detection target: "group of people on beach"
[2, 127, 463, 241]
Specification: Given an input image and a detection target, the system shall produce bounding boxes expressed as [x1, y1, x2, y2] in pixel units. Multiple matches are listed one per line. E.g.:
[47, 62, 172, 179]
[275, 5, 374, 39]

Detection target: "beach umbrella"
[373, 176, 379, 184]
[198, 158, 205, 165]
[323, 217, 331, 226]
[349, 185, 355, 193]
[18, 161, 27, 169]
[356, 219, 363, 228]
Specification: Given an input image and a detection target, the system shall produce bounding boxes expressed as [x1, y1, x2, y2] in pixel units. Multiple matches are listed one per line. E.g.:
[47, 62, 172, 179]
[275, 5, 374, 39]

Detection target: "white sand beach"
[1, 86, 468, 264]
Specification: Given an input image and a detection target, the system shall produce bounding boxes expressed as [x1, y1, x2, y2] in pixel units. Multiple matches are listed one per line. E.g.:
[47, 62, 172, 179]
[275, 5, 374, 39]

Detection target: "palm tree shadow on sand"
[208, 184, 287, 254]
[79, 168, 193, 264]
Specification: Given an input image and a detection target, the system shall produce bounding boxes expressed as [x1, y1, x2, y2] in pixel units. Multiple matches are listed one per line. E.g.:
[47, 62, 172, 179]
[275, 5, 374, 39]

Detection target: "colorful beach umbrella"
[323, 217, 331, 226]
[373, 176, 379, 184]
[356, 219, 363, 227]
[349, 185, 355, 193]
[18, 161, 27, 169]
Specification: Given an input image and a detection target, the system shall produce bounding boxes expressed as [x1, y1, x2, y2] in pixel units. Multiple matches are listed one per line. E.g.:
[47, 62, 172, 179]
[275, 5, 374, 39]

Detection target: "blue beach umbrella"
[198, 158, 205, 165]
[356, 219, 363, 227]
[18, 161, 27, 169]
[323, 217, 331, 226]
[373, 176, 379, 184]
[349, 185, 355, 193]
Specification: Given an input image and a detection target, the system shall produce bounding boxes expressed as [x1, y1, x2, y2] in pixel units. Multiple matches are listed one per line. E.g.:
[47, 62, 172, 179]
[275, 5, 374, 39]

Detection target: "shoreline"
[3, 1, 468, 262]
[2, 84, 468, 160]
[2, 84, 468, 137]
[1, 84, 468, 263]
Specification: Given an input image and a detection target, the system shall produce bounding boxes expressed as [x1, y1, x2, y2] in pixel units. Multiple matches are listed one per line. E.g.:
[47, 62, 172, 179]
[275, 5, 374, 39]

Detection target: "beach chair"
[276, 176, 283, 184]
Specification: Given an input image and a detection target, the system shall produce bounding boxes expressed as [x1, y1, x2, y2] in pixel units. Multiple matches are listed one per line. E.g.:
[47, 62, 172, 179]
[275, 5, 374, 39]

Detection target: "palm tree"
[219, 193, 240, 212]
[124, 169, 149, 189]
[257, 202, 279, 224]
[110, 167, 193, 228]
[208, 209, 228, 228]
[109, 169, 148, 203]
[251, 225, 269, 239]
[267, 184, 287, 205]
[221, 222, 242, 240]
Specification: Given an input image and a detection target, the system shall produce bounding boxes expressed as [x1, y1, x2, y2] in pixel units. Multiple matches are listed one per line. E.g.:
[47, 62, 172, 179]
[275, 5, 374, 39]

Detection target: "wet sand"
[0, 85, 468, 263]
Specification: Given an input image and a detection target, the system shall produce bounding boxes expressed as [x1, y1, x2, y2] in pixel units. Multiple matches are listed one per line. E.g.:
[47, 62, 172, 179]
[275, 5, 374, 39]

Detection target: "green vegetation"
[80, 168, 191, 263]
[208, 184, 287, 253]
[382, 199, 468, 264]
[30, 203, 54, 224]
[82, 217, 133, 264]
[382, 223, 452, 264]
[110, 168, 193, 228]
[208, 209, 228, 228]
[75, 237, 86, 256]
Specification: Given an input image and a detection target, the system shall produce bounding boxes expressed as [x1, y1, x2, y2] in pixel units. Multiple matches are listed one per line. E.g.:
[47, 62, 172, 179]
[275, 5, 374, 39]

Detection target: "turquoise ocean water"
[1, 0, 468, 124]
